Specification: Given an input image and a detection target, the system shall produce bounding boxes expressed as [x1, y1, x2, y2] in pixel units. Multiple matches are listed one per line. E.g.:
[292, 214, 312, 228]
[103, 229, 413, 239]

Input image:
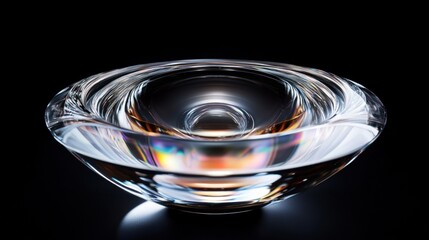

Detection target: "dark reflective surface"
[118, 191, 380, 240]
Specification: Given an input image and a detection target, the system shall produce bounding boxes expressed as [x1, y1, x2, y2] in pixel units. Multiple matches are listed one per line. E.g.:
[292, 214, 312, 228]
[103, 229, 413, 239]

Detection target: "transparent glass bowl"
[45, 59, 386, 214]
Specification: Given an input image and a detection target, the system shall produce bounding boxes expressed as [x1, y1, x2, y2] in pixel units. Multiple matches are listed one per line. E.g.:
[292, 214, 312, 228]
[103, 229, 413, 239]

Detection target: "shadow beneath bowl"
[118, 195, 327, 240]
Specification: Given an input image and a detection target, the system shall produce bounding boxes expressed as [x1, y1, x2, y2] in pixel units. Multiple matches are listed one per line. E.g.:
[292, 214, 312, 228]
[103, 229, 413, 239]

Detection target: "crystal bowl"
[45, 59, 386, 214]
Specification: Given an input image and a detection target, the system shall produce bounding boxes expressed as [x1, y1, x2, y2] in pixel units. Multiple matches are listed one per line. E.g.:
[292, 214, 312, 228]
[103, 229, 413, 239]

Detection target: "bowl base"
[163, 202, 270, 215]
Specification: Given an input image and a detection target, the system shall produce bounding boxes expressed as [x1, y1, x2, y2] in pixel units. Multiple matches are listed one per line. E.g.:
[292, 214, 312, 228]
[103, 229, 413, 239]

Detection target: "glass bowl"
[45, 59, 386, 214]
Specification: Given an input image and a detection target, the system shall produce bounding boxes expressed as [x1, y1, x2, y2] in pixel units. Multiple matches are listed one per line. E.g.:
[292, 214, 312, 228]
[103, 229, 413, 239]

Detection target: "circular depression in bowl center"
[184, 103, 254, 138]
[126, 68, 304, 139]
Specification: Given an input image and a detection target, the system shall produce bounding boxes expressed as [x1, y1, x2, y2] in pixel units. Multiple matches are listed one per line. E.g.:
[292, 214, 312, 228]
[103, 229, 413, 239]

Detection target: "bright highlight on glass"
[45, 59, 386, 213]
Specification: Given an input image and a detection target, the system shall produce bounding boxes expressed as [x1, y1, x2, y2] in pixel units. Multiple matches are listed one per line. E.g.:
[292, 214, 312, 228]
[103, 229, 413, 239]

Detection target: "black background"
[17, 22, 422, 239]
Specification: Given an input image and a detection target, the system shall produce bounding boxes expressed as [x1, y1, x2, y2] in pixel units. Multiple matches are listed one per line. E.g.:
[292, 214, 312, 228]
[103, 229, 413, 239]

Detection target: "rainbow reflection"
[148, 132, 302, 172]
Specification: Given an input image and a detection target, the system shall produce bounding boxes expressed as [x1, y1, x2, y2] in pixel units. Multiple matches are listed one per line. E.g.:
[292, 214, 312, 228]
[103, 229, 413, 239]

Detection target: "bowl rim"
[45, 59, 387, 143]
